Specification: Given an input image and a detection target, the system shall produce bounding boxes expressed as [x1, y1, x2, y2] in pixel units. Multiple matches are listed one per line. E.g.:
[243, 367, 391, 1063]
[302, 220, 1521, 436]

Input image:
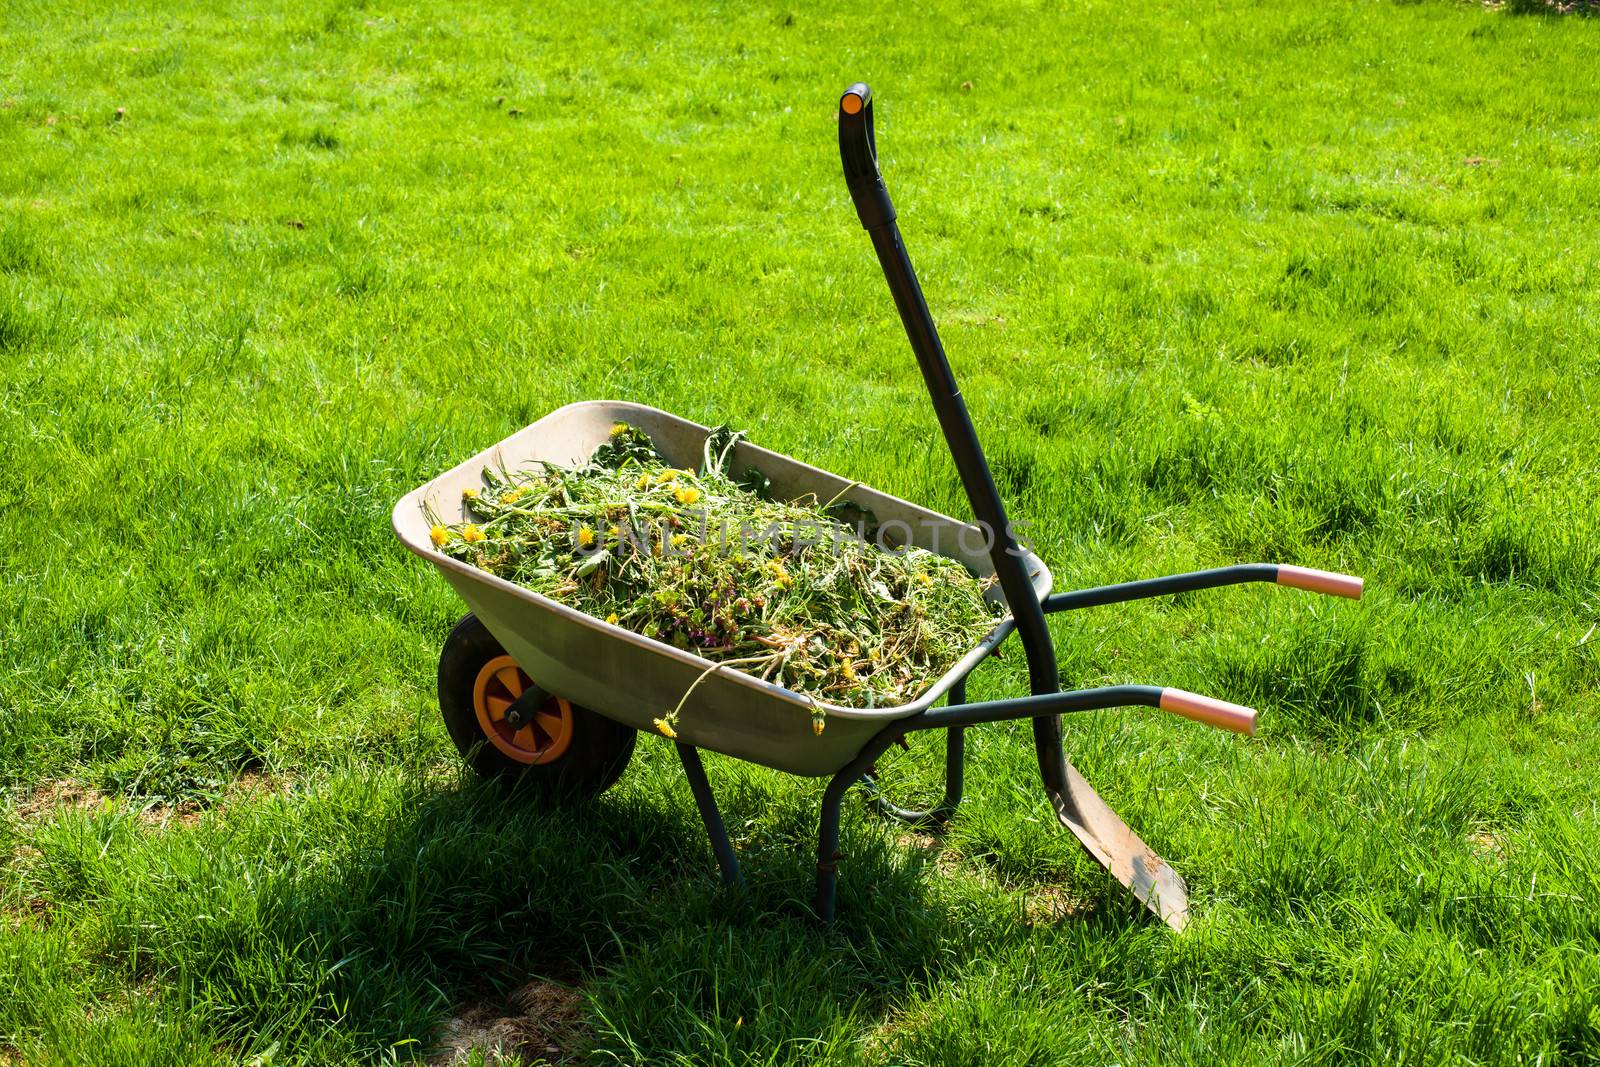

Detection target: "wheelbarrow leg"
[815, 709, 943, 921]
[1032, 716, 1190, 931]
[858, 680, 967, 829]
[815, 767, 853, 922]
[674, 743, 743, 888]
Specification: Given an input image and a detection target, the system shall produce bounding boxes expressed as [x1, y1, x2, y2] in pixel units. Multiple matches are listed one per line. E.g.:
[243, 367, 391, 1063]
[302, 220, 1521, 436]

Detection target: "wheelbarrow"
[391, 83, 1364, 931]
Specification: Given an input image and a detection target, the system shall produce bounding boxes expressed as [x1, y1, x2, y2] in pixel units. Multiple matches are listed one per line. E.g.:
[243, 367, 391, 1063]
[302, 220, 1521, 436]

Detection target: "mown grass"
[2, 0, 1598, 1063]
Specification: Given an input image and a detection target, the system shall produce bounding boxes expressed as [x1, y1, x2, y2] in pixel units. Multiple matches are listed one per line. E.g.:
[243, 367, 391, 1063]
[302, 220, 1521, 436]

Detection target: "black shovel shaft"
[838, 84, 1058, 700]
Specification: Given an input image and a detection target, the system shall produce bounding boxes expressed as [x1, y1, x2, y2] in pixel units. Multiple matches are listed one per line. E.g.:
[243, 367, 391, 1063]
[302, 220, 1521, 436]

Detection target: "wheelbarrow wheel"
[438, 613, 635, 795]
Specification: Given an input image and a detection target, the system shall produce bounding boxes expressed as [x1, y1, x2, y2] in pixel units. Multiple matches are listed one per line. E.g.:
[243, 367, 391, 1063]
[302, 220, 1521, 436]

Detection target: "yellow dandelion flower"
[652, 717, 678, 739]
[635, 474, 650, 491]
[607, 524, 620, 537]
[674, 486, 700, 506]
[656, 469, 679, 484]
[429, 525, 450, 547]
[609, 422, 629, 437]
[775, 574, 794, 589]
[462, 487, 478, 500]
[461, 524, 486, 543]
[916, 573, 933, 586]
[605, 613, 619, 625]
[670, 533, 689, 548]
[577, 526, 596, 548]
[501, 487, 524, 504]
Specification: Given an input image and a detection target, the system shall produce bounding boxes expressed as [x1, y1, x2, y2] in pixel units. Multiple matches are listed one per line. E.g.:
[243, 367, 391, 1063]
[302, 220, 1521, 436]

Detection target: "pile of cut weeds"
[430, 425, 999, 732]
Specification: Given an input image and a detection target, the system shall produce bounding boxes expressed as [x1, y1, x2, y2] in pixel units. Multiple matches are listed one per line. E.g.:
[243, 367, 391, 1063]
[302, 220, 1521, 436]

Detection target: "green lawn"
[3, 0, 1599, 1062]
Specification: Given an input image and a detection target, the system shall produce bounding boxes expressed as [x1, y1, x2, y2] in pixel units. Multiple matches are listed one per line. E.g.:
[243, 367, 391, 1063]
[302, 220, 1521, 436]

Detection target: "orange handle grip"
[1159, 689, 1258, 736]
[1276, 565, 1363, 600]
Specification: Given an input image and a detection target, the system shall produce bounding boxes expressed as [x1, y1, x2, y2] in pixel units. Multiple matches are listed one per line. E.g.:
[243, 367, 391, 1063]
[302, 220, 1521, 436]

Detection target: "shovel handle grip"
[839, 82, 896, 229]
[1276, 565, 1363, 600]
[1159, 689, 1258, 736]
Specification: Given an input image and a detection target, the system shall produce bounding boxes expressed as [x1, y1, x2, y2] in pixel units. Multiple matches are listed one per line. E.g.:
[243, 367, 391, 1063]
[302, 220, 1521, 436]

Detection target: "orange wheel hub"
[471, 655, 574, 765]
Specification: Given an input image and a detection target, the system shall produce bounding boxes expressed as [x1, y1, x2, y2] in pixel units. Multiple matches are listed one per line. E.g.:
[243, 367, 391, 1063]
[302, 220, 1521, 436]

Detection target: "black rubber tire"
[437, 613, 636, 796]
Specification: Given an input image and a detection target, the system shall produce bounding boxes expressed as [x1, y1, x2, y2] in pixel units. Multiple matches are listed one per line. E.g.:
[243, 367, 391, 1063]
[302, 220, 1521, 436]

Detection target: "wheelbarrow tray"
[393, 399, 1052, 777]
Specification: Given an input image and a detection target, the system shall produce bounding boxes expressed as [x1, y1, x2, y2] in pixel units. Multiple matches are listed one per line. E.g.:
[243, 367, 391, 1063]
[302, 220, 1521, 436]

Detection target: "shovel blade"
[1046, 759, 1189, 931]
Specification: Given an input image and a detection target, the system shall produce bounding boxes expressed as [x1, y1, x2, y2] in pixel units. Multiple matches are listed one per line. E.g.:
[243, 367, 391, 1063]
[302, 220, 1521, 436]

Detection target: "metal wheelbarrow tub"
[393, 82, 1366, 931]
[391, 398, 1050, 778]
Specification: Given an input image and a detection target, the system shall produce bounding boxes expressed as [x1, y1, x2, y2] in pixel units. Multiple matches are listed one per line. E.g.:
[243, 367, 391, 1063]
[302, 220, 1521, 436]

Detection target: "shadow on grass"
[195, 763, 1018, 1061]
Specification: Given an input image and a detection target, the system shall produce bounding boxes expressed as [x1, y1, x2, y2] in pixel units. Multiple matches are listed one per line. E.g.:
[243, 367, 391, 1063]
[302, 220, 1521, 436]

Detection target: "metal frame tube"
[859, 679, 967, 828]
[674, 743, 743, 887]
[1044, 564, 1281, 613]
[1045, 562, 1362, 613]
[813, 682, 1183, 920]
[914, 685, 1165, 729]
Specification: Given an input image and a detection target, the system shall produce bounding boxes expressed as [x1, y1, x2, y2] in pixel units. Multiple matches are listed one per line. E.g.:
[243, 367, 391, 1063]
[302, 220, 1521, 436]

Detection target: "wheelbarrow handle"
[1043, 563, 1364, 613]
[1275, 565, 1363, 600]
[914, 684, 1258, 736]
[1158, 689, 1257, 736]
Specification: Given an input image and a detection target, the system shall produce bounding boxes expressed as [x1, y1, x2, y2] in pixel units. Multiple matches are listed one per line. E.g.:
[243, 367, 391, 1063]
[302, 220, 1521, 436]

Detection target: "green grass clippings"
[433, 425, 999, 727]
